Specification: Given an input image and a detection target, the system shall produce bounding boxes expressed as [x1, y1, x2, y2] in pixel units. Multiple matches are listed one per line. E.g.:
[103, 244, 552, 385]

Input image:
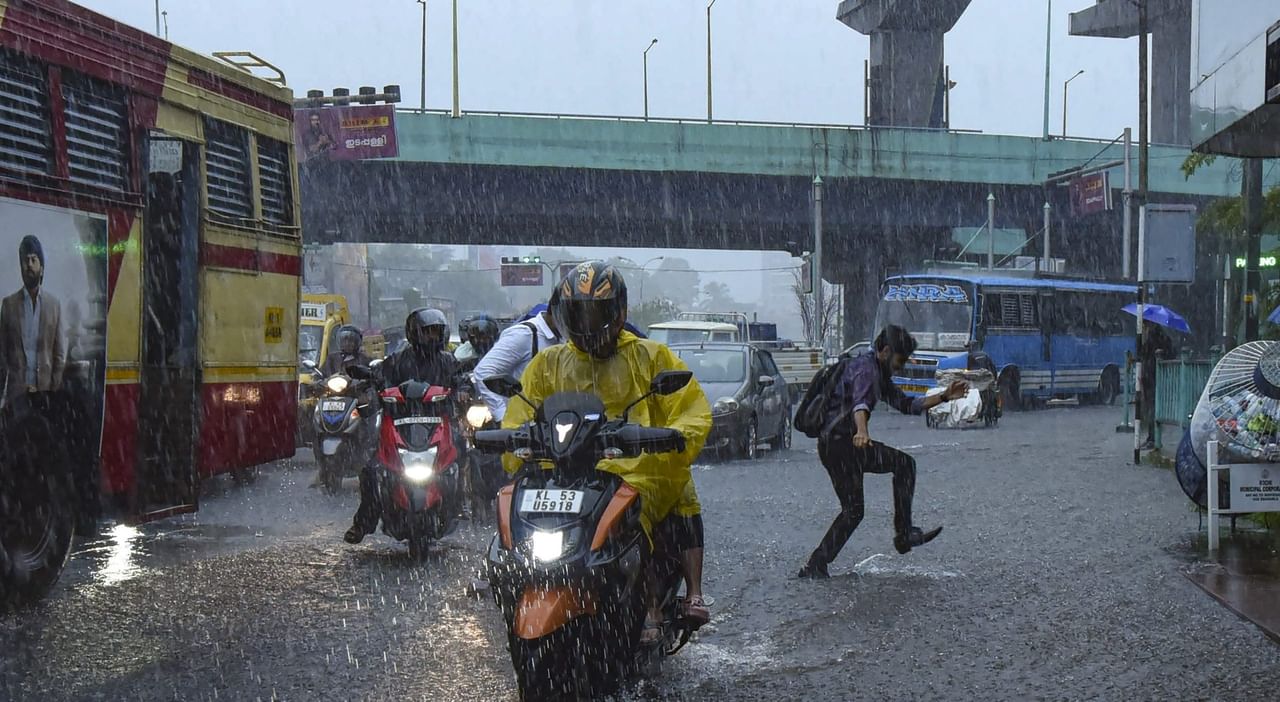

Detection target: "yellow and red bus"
[0, 0, 300, 604]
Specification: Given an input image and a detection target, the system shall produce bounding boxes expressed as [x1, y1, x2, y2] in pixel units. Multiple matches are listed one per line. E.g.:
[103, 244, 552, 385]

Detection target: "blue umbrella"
[1121, 303, 1191, 334]
[1268, 305, 1280, 324]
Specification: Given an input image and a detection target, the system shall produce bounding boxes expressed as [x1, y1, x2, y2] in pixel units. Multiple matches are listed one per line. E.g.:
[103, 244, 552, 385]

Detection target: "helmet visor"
[557, 298, 622, 355]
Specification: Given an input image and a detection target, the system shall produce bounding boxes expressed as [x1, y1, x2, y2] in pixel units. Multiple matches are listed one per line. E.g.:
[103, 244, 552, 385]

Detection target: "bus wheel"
[999, 369, 1022, 412]
[1097, 368, 1120, 406]
[0, 415, 75, 609]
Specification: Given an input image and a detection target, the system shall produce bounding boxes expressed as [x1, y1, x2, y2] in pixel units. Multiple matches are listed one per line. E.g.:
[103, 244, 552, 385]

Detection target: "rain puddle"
[850, 553, 963, 580]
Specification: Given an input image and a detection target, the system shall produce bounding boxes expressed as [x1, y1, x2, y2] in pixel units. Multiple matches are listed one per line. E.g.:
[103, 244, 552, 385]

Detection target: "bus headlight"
[465, 404, 493, 429]
[325, 376, 349, 394]
[528, 530, 565, 563]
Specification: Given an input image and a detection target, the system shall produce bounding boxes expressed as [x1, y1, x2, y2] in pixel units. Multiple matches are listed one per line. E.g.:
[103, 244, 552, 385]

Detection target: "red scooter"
[357, 372, 465, 559]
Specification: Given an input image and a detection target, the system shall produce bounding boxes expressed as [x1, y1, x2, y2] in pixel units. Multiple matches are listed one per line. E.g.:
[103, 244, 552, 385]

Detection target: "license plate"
[322, 400, 348, 412]
[519, 489, 584, 514]
[394, 416, 443, 426]
[901, 385, 929, 394]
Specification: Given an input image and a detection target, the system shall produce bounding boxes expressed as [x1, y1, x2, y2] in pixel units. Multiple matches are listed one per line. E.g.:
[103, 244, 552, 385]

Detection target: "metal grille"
[257, 136, 292, 225]
[997, 293, 1037, 327]
[62, 79, 128, 191]
[204, 118, 253, 219]
[901, 356, 938, 380]
[0, 54, 51, 175]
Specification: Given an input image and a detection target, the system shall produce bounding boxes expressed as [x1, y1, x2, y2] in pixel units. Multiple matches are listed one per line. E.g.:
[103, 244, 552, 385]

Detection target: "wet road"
[3, 407, 1280, 701]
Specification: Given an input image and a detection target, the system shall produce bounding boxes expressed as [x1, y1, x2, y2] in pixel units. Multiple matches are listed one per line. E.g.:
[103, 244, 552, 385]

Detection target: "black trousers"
[352, 463, 381, 533]
[807, 437, 917, 567]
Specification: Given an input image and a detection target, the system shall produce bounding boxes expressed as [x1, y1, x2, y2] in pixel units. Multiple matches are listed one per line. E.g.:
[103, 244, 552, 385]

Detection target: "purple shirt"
[825, 352, 924, 436]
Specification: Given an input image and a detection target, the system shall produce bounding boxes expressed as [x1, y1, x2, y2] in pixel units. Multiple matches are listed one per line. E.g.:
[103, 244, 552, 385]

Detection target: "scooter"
[473, 370, 697, 701]
[302, 360, 378, 495]
[349, 366, 464, 560]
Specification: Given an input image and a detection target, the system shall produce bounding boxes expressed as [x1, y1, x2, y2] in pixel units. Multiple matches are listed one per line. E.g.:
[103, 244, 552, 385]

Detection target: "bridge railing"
[394, 107, 986, 134]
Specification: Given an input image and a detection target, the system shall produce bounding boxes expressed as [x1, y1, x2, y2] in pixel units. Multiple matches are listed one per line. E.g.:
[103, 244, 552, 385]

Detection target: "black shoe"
[894, 526, 942, 555]
[798, 561, 829, 579]
[343, 526, 366, 544]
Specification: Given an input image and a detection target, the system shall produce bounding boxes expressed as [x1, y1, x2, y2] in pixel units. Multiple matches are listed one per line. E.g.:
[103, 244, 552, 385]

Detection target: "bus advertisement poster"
[295, 105, 399, 163]
[0, 198, 108, 468]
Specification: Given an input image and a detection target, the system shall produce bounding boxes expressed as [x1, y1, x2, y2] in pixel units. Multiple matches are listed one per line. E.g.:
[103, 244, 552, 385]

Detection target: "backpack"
[793, 355, 853, 439]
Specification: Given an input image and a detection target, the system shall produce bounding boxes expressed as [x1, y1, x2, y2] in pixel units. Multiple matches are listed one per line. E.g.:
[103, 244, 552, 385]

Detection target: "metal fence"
[1154, 356, 1216, 429]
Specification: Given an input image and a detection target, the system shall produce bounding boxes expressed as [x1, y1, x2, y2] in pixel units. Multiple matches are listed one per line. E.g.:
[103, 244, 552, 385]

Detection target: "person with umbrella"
[1122, 304, 1188, 449]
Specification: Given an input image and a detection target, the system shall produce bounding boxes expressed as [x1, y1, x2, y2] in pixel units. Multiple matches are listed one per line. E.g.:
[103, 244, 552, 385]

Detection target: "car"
[671, 342, 792, 459]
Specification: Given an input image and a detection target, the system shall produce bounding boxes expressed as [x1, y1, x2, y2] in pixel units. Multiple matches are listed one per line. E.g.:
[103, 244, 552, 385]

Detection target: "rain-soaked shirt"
[827, 352, 924, 437]
[501, 331, 711, 535]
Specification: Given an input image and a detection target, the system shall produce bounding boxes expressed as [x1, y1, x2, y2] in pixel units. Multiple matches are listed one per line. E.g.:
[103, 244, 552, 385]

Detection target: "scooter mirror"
[301, 359, 318, 371]
[650, 370, 692, 396]
[483, 375, 523, 398]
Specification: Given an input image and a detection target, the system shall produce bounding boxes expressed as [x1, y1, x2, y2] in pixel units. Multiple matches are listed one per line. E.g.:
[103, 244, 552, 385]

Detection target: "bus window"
[986, 292, 1038, 329]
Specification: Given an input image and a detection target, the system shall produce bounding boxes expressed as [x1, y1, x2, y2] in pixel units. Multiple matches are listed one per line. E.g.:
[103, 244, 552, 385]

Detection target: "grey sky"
[90, 1, 1137, 138]
[77, 1, 1144, 309]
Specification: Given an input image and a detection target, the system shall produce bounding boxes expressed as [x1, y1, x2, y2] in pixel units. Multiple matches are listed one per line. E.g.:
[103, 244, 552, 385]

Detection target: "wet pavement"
[3, 407, 1280, 701]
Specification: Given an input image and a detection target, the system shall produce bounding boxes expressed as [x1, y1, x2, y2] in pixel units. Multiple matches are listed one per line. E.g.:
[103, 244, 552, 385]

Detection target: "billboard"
[1069, 172, 1113, 216]
[501, 264, 544, 287]
[0, 198, 109, 474]
[295, 105, 398, 163]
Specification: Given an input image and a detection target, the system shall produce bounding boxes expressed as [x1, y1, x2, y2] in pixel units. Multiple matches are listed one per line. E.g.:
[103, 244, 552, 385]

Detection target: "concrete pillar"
[838, 0, 972, 129]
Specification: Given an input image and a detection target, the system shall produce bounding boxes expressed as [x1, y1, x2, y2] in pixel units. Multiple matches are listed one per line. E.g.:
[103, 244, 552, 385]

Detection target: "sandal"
[639, 618, 663, 646]
[682, 596, 711, 627]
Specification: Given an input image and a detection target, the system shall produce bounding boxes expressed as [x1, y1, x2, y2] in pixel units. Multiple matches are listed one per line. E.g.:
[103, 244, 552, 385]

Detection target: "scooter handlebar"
[474, 428, 515, 453]
[610, 424, 686, 455]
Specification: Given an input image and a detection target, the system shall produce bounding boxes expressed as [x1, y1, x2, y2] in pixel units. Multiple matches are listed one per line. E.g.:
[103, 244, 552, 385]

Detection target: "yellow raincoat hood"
[502, 331, 711, 534]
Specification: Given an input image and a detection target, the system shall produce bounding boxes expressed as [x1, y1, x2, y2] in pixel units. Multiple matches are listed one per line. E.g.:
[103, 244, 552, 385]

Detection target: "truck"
[648, 312, 825, 400]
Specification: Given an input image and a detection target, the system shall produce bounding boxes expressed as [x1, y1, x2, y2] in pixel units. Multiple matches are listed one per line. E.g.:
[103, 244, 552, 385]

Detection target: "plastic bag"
[935, 368, 994, 392]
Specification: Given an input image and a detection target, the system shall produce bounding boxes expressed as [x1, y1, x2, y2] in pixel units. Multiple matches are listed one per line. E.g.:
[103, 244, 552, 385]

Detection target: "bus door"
[134, 135, 201, 520]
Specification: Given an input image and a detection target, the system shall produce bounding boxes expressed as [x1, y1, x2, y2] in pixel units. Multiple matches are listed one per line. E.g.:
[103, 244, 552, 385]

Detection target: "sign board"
[1138, 204, 1197, 283]
[264, 307, 284, 343]
[501, 263, 544, 287]
[148, 138, 183, 174]
[295, 105, 398, 163]
[1228, 463, 1280, 511]
[1069, 172, 1113, 216]
[300, 302, 328, 322]
[883, 283, 970, 304]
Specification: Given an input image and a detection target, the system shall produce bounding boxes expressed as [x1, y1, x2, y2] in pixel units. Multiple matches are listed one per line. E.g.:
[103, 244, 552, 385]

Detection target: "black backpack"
[793, 355, 853, 439]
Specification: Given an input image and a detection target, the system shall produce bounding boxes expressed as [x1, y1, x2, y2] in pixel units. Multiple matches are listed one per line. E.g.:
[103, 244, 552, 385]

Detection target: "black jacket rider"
[321, 351, 372, 377]
[379, 346, 460, 390]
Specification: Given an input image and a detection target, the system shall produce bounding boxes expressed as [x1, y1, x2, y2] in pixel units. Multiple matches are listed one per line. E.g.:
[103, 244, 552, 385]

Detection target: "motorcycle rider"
[455, 315, 500, 376]
[344, 308, 461, 544]
[320, 325, 371, 376]
[475, 299, 562, 423]
[501, 261, 713, 641]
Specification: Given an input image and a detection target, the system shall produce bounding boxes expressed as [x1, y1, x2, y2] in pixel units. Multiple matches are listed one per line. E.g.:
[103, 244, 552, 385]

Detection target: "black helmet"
[468, 315, 500, 355]
[405, 307, 449, 354]
[551, 260, 628, 359]
[336, 324, 363, 356]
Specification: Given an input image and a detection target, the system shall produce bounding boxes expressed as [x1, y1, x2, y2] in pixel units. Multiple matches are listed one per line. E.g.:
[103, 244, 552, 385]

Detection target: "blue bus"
[874, 274, 1137, 408]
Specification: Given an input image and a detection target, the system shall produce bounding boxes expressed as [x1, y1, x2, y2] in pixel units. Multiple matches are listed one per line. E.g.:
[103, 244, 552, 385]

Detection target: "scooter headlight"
[400, 447, 438, 482]
[325, 376, 349, 394]
[528, 530, 565, 563]
[465, 404, 493, 429]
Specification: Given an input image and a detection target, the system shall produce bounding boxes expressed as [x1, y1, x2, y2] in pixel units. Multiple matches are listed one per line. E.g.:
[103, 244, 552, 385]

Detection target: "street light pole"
[812, 176, 824, 349]
[418, 0, 427, 111]
[1041, 0, 1052, 140]
[643, 38, 658, 121]
[1061, 69, 1084, 136]
[155, 0, 161, 35]
[706, 0, 716, 123]
[451, 0, 460, 118]
[637, 255, 665, 304]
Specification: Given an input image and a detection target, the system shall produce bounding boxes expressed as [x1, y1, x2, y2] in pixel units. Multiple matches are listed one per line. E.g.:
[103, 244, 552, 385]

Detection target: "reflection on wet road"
[3, 408, 1280, 701]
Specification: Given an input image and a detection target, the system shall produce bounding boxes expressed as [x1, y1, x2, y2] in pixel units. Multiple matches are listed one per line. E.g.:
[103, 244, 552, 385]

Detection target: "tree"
[697, 280, 737, 312]
[792, 269, 839, 350]
[629, 298, 681, 333]
[645, 257, 700, 306]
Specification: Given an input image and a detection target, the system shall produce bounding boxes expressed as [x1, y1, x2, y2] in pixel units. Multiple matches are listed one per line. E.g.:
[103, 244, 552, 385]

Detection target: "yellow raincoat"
[502, 331, 711, 535]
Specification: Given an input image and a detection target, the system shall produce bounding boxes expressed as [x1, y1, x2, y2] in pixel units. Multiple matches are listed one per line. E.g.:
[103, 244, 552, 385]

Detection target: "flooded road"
[3, 408, 1279, 701]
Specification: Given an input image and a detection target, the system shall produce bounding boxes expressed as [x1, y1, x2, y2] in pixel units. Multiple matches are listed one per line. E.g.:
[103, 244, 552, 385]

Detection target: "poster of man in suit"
[0, 197, 108, 466]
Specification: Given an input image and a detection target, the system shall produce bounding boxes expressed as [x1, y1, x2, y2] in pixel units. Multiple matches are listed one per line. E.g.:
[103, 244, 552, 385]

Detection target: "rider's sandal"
[640, 618, 663, 645]
[682, 596, 711, 627]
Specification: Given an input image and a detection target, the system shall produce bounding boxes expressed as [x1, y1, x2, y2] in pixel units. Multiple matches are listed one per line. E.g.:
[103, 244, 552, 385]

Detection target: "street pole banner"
[1069, 171, 1112, 216]
[295, 105, 399, 163]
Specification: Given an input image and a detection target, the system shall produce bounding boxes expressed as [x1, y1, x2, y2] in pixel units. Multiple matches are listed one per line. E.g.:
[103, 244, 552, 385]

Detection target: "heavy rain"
[1, 1, 1279, 700]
